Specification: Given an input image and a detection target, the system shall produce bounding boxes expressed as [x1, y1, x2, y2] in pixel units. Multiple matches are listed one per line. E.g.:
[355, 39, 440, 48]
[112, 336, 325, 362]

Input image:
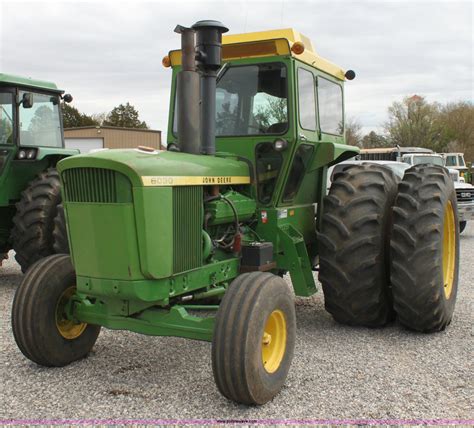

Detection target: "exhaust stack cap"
[192, 20, 229, 70]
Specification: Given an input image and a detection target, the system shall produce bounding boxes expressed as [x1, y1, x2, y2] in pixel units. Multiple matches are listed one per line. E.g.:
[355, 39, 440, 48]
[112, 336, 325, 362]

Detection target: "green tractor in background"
[12, 21, 460, 405]
[0, 74, 75, 271]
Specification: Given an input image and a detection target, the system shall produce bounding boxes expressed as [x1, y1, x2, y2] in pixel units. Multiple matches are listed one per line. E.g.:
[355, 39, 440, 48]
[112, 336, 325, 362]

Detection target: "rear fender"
[308, 142, 359, 172]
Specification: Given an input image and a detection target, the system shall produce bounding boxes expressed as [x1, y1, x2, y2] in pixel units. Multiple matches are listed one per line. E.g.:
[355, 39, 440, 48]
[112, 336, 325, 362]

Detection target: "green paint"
[58, 149, 250, 187]
[206, 191, 257, 225]
[0, 73, 62, 93]
[75, 258, 239, 304]
[75, 303, 215, 342]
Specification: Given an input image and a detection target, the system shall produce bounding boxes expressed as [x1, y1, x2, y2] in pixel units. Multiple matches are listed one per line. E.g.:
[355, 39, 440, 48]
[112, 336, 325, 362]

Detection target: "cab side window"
[317, 77, 343, 135]
[298, 68, 316, 131]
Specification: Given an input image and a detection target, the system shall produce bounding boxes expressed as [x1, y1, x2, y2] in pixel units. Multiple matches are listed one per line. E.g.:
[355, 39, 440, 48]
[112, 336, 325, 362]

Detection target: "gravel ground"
[0, 224, 473, 422]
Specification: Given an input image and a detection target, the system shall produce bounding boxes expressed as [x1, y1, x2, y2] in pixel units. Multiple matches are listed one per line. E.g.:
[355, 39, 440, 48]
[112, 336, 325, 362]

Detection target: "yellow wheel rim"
[55, 286, 87, 340]
[442, 201, 456, 299]
[261, 309, 287, 373]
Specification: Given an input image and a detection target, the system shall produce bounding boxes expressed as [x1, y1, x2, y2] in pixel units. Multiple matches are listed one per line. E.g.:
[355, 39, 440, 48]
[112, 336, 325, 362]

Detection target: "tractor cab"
[165, 29, 358, 209]
[0, 74, 75, 204]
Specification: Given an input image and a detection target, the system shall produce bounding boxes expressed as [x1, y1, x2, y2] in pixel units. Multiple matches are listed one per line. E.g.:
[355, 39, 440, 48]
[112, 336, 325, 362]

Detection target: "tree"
[384, 95, 446, 152]
[437, 101, 474, 162]
[344, 118, 362, 147]
[254, 98, 287, 130]
[91, 112, 107, 126]
[62, 103, 99, 128]
[103, 102, 148, 129]
[361, 131, 391, 149]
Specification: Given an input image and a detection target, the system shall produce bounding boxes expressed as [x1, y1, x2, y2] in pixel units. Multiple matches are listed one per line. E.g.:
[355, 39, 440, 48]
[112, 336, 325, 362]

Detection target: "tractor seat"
[266, 122, 288, 134]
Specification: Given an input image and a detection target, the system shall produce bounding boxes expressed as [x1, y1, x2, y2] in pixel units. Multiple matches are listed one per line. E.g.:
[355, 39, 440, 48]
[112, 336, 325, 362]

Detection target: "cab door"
[277, 65, 319, 206]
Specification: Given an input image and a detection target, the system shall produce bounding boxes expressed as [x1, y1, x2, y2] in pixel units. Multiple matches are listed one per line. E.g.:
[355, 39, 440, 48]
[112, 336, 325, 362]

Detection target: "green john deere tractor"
[12, 21, 460, 405]
[0, 74, 75, 271]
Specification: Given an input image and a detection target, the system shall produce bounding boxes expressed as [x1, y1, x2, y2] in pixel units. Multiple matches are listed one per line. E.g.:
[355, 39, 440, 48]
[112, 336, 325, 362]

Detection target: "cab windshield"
[0, 92, 14, 145]
[19, 91, 62, 148]
[216, 62, 288, 136]
[412, 155, 444, 166]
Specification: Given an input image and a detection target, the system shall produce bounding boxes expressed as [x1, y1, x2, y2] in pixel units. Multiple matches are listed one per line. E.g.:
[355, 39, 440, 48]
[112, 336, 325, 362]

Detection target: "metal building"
[64, 126, 162, 153]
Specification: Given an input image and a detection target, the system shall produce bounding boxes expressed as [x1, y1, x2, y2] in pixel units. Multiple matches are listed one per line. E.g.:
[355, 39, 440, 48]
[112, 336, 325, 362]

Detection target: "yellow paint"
[442, 200, 456, 299]
[168, 28, 346, 80]
[55, 286, 87, 340]
[262, 309, 287, 373]
[141, 175, 250, 187]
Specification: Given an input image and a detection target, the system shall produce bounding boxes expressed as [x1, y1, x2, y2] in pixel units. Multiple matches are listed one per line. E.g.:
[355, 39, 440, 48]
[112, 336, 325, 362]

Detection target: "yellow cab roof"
[168, 28, 346, 81]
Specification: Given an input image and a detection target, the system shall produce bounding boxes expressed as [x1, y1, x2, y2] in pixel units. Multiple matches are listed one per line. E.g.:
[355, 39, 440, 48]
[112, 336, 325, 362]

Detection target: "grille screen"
[62, 168, 131, 203]
[173, 186, 203, 273]
[456, 188, 474, 203]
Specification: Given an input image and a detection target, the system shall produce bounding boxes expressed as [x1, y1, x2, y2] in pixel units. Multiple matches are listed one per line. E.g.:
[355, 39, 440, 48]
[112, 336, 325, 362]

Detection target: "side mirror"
[22, 93, 33, 109]
[62, 93, 73, 103]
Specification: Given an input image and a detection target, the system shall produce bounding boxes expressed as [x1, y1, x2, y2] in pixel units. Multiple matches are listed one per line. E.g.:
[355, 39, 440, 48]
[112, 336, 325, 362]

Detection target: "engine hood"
[57, 149, 251, 187]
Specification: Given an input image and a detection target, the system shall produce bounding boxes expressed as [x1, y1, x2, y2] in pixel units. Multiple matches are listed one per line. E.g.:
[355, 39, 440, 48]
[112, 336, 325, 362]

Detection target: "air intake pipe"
[175, 20, 228, 156]
[192, 20, 229, 155]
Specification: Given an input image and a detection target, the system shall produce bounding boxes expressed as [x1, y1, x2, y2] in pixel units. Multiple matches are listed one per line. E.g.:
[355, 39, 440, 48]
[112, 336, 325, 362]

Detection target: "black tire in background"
[212, 272, 296, 405]
[11, 168, 62, 272]
[459, 221, 467, 234]
[390, 165, 459, 332]
[53, 204, 70, 254]
[11, 254, 100, 366]
[318, 164, 399, 327]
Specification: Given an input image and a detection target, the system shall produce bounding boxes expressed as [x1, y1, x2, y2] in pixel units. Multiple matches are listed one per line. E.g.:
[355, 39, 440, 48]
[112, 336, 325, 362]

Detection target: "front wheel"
[212, 272, 296, 405]
[11, 254, 100, 366]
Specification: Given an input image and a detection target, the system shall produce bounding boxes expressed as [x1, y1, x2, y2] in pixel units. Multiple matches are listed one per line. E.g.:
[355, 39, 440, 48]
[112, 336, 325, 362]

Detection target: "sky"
[1, 0, 472, 140]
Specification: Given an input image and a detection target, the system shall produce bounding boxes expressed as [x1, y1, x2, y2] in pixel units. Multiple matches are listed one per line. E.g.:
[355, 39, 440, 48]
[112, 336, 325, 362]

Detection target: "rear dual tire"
[318, 164, 399, 327]
[319, 163, 459, 333]
[390, 165, 459, 332]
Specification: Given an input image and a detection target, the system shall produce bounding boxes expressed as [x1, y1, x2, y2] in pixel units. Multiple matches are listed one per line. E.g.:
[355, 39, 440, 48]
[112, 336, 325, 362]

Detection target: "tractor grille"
[456, 188, 474, 203]
[62, 168, 131, 203]
[173, 186, 203, 273]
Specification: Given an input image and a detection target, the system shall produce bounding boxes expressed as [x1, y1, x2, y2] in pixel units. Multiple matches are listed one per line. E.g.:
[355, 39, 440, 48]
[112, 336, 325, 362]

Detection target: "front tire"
[318, 164, 399, 327]
[11, 168, 62, 272]
[390, 165, 459, 332]
[212, 272, 296, 405]
[459, 221, 467, 234]
[12, 254, 100, 366]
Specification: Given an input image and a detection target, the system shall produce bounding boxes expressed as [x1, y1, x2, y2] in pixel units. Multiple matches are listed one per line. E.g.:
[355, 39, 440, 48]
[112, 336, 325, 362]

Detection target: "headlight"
[26, 149, 36, 160]
[273, 139, 288, 152]
[17, 150, 26, 160]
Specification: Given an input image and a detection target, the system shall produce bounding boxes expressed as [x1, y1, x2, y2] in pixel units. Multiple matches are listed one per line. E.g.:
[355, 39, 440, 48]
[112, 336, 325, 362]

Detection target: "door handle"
[299, 133, 307, 141]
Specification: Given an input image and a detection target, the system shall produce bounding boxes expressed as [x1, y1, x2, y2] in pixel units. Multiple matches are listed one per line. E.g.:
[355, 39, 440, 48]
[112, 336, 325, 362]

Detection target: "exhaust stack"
[175, 25, 201, 155]
[174, 20, 228, 156]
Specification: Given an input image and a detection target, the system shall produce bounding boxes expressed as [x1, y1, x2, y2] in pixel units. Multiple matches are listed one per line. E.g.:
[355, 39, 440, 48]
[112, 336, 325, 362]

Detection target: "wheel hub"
[442, 201, 456, 299]
[262, 309, 287, 373]
[55, 286, 87, 340]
